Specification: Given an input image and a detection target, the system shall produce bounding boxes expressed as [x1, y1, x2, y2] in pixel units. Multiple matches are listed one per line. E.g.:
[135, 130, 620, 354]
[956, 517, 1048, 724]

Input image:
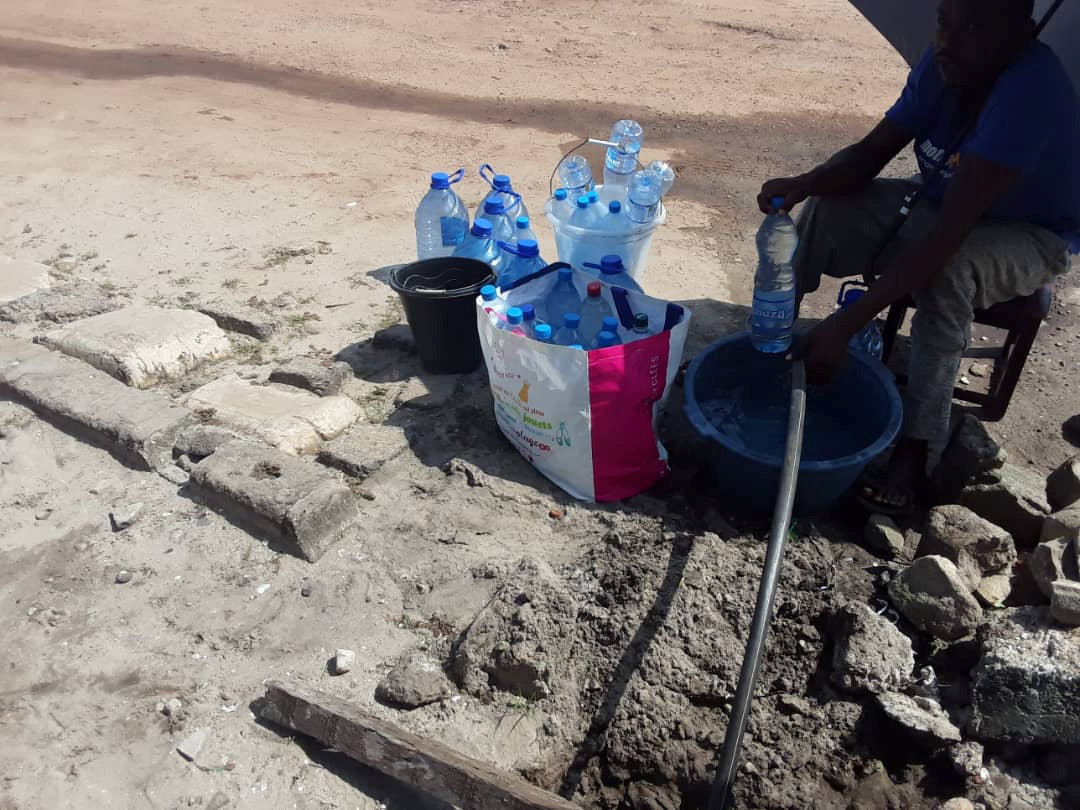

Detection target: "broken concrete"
[970, 607, 1080, 743]
[876, 692, 962, 749]
[1047, 455, 1080, 512]
[888, 556, 983, 641]
[185, 375, 361, 455]
[828, 602, 914, 694]
[43, 307, 231, 388]
[1051, 580, 1080, 626]
[0, 256, 51, 303]
[186, 440, 361, 562]
[315, 425, 410, 480]
[864, 514, 905, 558]
[960, 463, 1051, 548]
[269, 357, 352, 396]
[197, 300, 277, 340]
[375, 650, 454, 709]
[0, 337, 190, 472]
[1029, 538, 1079, 599]
[0, 283, 122, 324]
[917, 505, 1017, 591]
[934, 413, 1007, 502]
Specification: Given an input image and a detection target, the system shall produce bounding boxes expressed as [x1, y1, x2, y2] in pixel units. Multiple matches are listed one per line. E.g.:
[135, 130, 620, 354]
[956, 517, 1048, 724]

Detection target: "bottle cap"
[483, 195, 506, 214]
[602, 316, 619, 331]
[430, 172, 450, 189]
[600, 255, 624, 274]
[587, 282, 601, 297]
[520, 303, 536, 321]
[576, 196, 589, 209]
[597, 331, 617, 348]
[516, 239, 539, 258]
[493, 174, 512, 191]
[587, 190, 599, 203]
[558, 267, 573, 281]
[506, 307, 523, 325]
[554, 188, 568, 201]
[633, 313, 649, 330]
[480, 284, 497, 301]
[608, 200, 622, 214]
[563, 313, 581, 328]
[535, 323, 553, 341]
[516, 216, 530, 229]
[471, 218, 493, 238]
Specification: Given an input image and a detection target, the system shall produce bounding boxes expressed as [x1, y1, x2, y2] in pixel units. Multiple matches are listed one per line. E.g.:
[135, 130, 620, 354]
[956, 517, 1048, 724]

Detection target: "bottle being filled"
[453, 218, 504, 274]
[750, 196, 798, 353]
[472, 165, 528, 223]
[837, 282, 883, 359]
[602, 119, 643, 204]
[415, 169, 469, 259]
[543, 266, 582, 324]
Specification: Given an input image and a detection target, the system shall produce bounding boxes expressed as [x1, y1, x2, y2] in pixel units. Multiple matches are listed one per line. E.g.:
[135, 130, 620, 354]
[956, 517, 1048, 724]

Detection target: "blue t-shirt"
[886, 42, 1080, 237]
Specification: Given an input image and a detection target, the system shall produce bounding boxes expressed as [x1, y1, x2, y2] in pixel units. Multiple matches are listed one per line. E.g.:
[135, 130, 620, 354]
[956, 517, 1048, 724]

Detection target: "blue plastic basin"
[683, 332, 902, 514]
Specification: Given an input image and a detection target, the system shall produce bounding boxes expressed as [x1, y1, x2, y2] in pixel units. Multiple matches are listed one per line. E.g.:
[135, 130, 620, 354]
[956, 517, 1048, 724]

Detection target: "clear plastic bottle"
[624, 169, 663, 225]
[750, 196, 798, 354]
[590, 316, 623, 348]
[646, 160, 676, 196]
[543, 266, 582, 323]
[520, 303, 537, 337]
[568, 343, 585, 350]
[534, 323, 554, 344]
[553, 312, 583, 347]
[631, 313, 652, 339]
[480, 284, 505, 327]
[594, 331, 619, 350]
[514, 215, 537, 245]
[497, 239, 546, 289]
[550, 187, 573, 222]
[478, 195, 517, 243]
[558, 155, 594, 200]
[415, 169, 469, 259]
[569, 195, 602, 230]
[603, 120, 643, 201]
[584, 254, 643, 292]
[473, 165, 528, 223]
[578, 282, 615, 342]
[453, 218, 502, 271]
[837, 282, 883, 359]
[500, 306, 526, 334]
[600, 200, 627, 233]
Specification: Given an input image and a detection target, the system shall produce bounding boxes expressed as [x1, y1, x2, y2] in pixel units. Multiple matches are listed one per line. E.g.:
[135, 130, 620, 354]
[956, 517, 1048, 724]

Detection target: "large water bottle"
[837, 282, 884, 359]
[751, 196, 798, 353]
[590, 316, 623, 349]
[603, 120, 643, 202]
[514, 216, 537, 244]
[478, 195, 518, 243]
[625, 169, 663, 224]
[453, 218, 503, 272]
[584, 254, 643, 293]
[472, 165, 528, 223]
[558, 155, 594, 200]
[543, 267, 582, 323]
[578, 282, 615, 342]
[497, 238, 546, 289]
[415, 169, 469, 259]
[554, 313, 583, 347]
[569, 195, 602, 229]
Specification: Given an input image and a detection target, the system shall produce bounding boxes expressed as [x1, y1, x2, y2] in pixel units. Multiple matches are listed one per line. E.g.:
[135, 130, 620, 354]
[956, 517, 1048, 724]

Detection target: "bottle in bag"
[497, 239, 546, 289]
[594, 331, 619, 349]
[480, 284, 505, 326]
[602, 119, 643, 202]
[501, 306, 526, 334]
[578, 282, 614, 343]
[591, 316, 622, 348]
[554, 313, 583, 347]
[558, 155, 594, 200]
[631, 313, 652, 339]
[534, 323, 554, 344]
[473, 165, 527, 222]
[750, 196, 798, 353]
[415, 169, 469, 259]
[584, 254, 643, 292]
[543, 266, 582, 323]
[514, 215, 537, 244]
[454, 218, 503, 272]
[520, 303, 537, 337]
[837, 282, 883, 359]
[624, 169, 663, 225]
[478, 195, 518, 243]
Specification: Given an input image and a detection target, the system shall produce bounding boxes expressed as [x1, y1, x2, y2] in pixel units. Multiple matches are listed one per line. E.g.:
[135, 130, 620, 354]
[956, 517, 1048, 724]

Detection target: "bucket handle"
[498, 261, 569, 294]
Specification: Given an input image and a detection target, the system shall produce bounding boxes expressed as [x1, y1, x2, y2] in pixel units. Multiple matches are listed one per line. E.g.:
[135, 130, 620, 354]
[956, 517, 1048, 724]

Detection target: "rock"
[0, 256, 51, 302]
[109, 502, 144, 532]
[876, 692, 962, 748]
[54, 257, 78, 273]
[1029, 538, 1079, 599]
[375, 650, 454, 708]
[1042, 506, 1080, 544]
[444, 457, 488, 488]
[1047, 455, 1080, 511]
[396, 376, 457, 410]
[888, 556, 983, 641]
[163, 698, 183, 717]
[159, 465, 190, 485]
[970, 606, 1080, 743]
[946, 740, 984, 780]
[176, 728, 207, 761]
[42, 307, 231, 388]
[197, 301, 277, 341]
[115, 569, 133, 584]
[0, 338, 192, 472]
[186, 440, 361, 562]
[1051, 580, 1080, 626]
[269, 357, 352, 397]
[206, 791, 230, 810]
[968, 361, 991, 379]
[0, 283, 121, 324]
[1065, 414, 1080, 447]
[777, 694, 816, 717]
[316, 241, 332, 255]
[934, 414, 1007, 501]
[917, 505, 1017, 590]
[960, 463, 1051, 548]
[865, 514, 906, 557]
[300, 584, 313, 598]
[315, 425, 410, 480]
[941, 799, 975, 810]
[974, 573, 1013, 607]
[174, 424, 239, 461]
[332, 649, 355, 675]
[185, 374, 361, 455]
[828, 602, 914, 694]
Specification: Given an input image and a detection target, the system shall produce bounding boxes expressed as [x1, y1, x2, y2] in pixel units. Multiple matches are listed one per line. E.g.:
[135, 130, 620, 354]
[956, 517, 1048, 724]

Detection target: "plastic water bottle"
[751, 196, 798, 353]
[568, 343, 585, 350]
[558, 155, 594, 200]
[631, 313, 652, 339]
[514, 216, 537, 244]
[415, 169, 469, 259]
[500, 306, 525, 334]
[646, 160, 676, 196]
[584, 254, 643, 293]
[554, 313, 583, 347]
[603, 120, 643, 201]
[520, 303, 537, 337]
[497, 239, 546, 289]
[473, 165, 527, 222]
[480, 284, 505, 327]
[477, 195, 519, 245]
[453, 218, 503, 272]
[590, 316, 622, 348]
[625, 169, 663, 224]
[837, 282, 884, 359]
[535, 323, 554, 344]
[550, 188, 573, 222]
[594, 331, 619, 350]
[543, 266, 582, 323]
[578, 282, 614, 342]
[600, 200, 626, 233]
[569, 195, 602, 229]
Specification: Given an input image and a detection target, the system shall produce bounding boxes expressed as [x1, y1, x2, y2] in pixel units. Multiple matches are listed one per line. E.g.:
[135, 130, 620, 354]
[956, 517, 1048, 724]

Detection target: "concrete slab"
[0, 283, 122, 324]
[0, 257, 51, 303]
[197, 301, 277, 340]
[43, 307, 231, 388]
[186, 440, 361, 561]
[0, 337, 192, 472]
[269, 357, 352, 396]
[185, 374, 362, 455]
[316, 424, 411, 480]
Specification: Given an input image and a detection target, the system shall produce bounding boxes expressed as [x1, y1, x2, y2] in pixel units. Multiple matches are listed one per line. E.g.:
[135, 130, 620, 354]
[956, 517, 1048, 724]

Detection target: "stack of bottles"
[479, 268, 657, 351]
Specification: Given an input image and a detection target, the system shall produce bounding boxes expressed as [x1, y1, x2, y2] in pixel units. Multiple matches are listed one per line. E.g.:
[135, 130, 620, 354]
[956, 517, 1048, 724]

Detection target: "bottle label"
[440, 217, 466, 247]
[752, 293, 794, 322]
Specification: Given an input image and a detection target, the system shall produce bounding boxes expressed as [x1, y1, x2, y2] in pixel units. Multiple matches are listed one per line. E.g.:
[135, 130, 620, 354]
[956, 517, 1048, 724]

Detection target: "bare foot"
[857, 438, 928, 515]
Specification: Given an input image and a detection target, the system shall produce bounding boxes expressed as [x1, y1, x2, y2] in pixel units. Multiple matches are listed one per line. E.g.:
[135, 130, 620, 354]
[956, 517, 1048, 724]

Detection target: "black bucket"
[388, 257, 495, 374]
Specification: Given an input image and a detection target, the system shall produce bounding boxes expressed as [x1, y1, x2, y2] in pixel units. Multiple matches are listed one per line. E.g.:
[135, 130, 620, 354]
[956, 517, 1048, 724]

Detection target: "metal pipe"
[707, 360, 807, 810]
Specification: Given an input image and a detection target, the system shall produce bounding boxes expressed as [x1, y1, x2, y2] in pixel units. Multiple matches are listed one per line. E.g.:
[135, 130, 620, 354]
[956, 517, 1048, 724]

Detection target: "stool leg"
[882, 304, 906, 364]
[984, 320, 1039, 421]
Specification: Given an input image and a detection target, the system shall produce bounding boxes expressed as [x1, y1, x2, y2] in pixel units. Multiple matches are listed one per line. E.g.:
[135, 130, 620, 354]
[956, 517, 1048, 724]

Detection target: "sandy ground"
[1, 2, 1078, 809]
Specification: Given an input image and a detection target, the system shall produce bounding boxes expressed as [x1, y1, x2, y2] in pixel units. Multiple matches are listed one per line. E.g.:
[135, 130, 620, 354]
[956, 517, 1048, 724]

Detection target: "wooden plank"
[259, 680, 579, 810]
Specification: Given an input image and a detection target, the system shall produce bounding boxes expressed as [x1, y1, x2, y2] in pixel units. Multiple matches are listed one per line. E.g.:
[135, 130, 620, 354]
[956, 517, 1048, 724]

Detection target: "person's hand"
[794, 315, 852, 386]
[757, 176, 811, 214]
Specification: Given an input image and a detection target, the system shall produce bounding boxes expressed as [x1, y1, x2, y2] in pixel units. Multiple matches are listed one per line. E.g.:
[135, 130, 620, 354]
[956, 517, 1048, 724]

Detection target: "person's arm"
[757, 119, 912, 213]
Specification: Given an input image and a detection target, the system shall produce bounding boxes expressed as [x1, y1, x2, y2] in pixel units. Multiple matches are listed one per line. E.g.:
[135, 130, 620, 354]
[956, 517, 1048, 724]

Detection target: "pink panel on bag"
[588, 331, 672, 502]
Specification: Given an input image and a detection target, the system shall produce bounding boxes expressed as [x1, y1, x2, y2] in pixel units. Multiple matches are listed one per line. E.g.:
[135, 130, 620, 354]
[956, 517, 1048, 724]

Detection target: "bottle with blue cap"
[584, 254, 643, 293]
[453, 218, 504, 273]
[543, 266, 582, 324]
[553, 312, 584, 347]
[750, 196, 799, 353]
[514, 215, 537, 245]
[472, 164, 528, 223]
[478, 194, 518, 243]
[550, 187, 573, 222]
[479, 283, 505, 324]
[415, 169, 469, 259]
[534, 323, 554, 344]
[602, 119, 643, 203]
[593, 330, 619, 350]
[569, 195, 602, 230]
[496, 238, 546, 289]
[590, 317, 622, 349]
[519, 303, 538, 337]
[558, 155, 594, 201]
[837, 281, 883, 358]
